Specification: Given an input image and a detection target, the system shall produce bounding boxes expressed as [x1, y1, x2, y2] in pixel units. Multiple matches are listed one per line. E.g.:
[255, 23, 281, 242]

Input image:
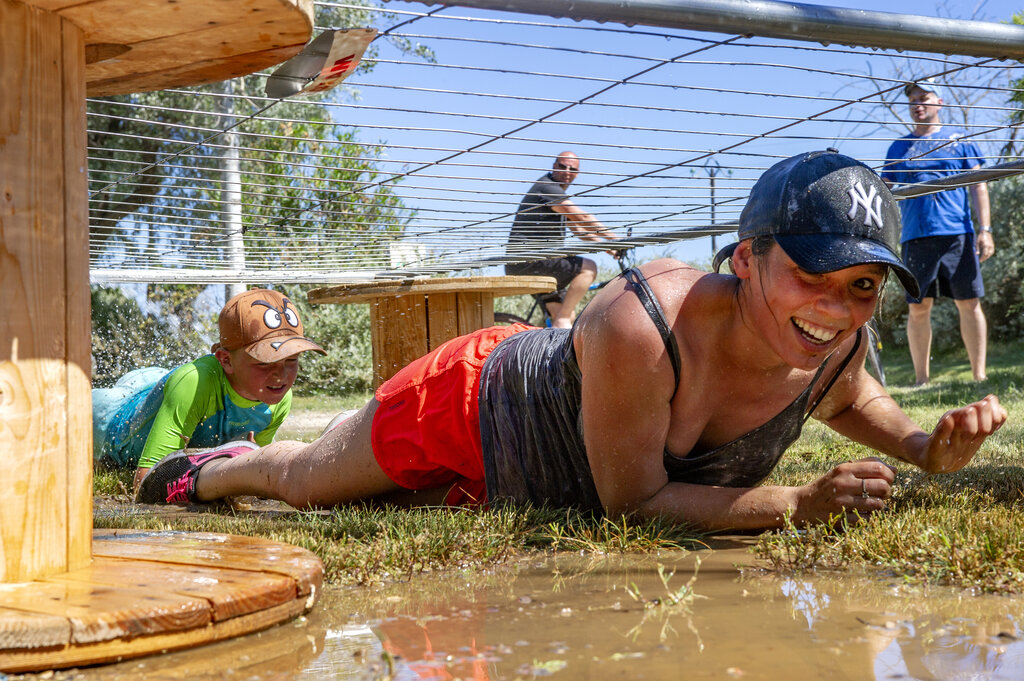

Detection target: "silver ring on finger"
[861, 478, 870, 499]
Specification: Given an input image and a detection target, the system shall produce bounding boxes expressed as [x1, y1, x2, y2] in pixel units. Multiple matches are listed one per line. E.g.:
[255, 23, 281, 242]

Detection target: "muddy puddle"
[32, 538, 1024, 681]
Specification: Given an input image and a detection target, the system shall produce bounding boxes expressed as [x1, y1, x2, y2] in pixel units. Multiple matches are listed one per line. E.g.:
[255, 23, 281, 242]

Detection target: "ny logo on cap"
[847, 182, 884, 230]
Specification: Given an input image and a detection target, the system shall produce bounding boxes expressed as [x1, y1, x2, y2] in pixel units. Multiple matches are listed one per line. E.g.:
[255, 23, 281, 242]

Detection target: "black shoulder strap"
[803, 327, 864, 422]
[622, 268, 682, 401]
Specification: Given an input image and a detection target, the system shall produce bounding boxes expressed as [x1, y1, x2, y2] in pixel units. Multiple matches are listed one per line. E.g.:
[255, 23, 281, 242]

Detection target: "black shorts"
[505, 256, 585, 304]
[901, 233, 985, 304]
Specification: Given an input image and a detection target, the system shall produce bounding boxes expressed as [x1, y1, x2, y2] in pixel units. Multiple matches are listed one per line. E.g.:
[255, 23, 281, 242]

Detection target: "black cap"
[712, 150, 920, 298]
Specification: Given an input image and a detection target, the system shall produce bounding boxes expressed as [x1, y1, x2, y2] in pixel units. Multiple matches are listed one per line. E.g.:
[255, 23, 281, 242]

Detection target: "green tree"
[87, 2, 431, 390]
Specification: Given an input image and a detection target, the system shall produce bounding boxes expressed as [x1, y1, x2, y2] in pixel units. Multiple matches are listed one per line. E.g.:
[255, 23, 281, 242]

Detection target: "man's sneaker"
[135, 440, 259, 505]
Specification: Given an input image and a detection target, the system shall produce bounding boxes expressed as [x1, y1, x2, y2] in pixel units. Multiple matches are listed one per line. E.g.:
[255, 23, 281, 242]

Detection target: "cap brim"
[775, 233, 920, 299]
[244, 335, 327, 363]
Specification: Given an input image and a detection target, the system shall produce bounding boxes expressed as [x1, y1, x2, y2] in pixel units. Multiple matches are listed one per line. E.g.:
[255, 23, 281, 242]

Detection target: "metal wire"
[88, 0, 1024, 284]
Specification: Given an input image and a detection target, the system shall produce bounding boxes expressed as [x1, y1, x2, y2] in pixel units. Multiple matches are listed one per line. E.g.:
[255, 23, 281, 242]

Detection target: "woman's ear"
[730, 239, 755, 280]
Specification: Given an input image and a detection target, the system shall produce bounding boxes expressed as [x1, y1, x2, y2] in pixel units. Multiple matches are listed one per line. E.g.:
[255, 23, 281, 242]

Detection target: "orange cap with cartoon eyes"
[216, 289, 326, 363]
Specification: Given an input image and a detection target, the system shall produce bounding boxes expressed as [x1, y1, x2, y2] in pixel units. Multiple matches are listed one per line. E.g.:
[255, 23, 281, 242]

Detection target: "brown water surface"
[32, 539, 1024, 680]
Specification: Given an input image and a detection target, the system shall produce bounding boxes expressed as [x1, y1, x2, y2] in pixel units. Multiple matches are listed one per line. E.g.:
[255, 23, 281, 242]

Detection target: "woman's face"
[744, 243, 886, 370]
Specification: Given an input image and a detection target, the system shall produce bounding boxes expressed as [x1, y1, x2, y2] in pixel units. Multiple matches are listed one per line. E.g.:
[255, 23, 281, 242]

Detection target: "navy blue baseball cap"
[713, 150, 920, 298]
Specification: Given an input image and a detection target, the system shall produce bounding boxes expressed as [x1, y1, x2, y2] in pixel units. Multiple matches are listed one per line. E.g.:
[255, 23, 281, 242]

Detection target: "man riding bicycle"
[505, 151, 619, 328]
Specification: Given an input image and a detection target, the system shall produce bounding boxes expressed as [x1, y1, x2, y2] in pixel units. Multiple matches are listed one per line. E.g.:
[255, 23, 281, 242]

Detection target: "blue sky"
[324, 0, 1024, 270]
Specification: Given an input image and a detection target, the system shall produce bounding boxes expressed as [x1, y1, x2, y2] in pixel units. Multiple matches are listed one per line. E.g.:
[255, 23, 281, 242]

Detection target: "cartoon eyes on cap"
[259, 300, 299, 329]
[264, 308, 283, 329]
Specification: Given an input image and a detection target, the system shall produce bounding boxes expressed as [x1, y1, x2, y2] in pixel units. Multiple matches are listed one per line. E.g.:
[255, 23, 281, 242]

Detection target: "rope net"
[86, 0, 1024, 284]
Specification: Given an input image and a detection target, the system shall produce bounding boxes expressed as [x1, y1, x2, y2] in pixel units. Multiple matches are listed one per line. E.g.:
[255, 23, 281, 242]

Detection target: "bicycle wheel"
[494, 311, 534, 326]
[865, 320, 886, 387]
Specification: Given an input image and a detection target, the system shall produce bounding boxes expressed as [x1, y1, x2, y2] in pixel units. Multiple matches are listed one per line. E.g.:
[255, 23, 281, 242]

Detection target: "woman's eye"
[853, 278, 878, 292]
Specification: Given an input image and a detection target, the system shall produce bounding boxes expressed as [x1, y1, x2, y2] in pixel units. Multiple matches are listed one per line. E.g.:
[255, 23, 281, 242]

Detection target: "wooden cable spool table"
[309, 276, 557, 387]
[1, 0, 319, 671]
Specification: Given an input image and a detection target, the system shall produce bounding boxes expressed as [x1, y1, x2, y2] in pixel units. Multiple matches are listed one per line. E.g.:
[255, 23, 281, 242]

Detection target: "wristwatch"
[979, 226, 992, 233]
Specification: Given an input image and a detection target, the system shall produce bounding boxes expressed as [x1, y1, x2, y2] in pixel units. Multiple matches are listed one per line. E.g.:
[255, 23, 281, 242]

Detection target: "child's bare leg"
[194, 399, 406, 508]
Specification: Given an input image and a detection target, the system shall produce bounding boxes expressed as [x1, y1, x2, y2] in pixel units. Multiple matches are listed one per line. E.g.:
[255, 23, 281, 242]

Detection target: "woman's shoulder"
[634, 258, 734, 309]
[581, 259, 729, 341]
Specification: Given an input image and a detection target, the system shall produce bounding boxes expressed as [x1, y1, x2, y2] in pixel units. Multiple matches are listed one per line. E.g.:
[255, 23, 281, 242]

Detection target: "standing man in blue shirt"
[882, 79, 995, 385]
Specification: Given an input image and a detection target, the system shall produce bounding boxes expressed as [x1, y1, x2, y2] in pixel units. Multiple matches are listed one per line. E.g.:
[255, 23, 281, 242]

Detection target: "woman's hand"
[914, 394, 1007, 474]
[790, 458, 895, 526]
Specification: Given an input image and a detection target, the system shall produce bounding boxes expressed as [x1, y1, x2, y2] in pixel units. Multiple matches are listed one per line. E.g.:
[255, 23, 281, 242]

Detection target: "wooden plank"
[17, 0, 314, 97]
[0, 0, 71, 582]
[369, 303, 388, 388]
[0, 608, 71, 651]
[0, 580, 210, 644]
[88, 44, 308, 97]
[373, 296, 429, 384]
[0, 594, 310, 673]
[92, 530, 323, 599]
[426, 292, 459, 350]
[455, 292, 486, 337]
[65, 0, 308, 45]
[309, 275, 558, 305]
[61, 12, 93, 574]
[480, 294, 496, 328]
[50, 557, 297, 623]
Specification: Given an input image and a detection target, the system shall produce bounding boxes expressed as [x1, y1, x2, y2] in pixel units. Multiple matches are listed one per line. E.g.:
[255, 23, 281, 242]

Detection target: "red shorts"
[371, 323, 533, 506]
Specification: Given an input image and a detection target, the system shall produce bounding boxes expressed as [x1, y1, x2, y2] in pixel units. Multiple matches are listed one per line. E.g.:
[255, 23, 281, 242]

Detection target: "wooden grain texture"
[19, 0, 314, 96]
[51, 557, 297, 622]
[426, 292, 459, 350]
[61, 13, 94, 574]
[0, 608, 71, 651]
[0, 0, 76, 582]
[0, 595, 310, 673]
[455, 292, 486, 336]
[372, 296, 429, 385]
[0, 532, 323, 672]
[309, 275, 557, 304]
[93, 530, 323, 599]
[0, 579, 211, 644]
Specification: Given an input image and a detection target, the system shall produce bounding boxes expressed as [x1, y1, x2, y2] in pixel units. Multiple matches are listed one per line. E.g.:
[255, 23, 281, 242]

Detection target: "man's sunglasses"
[555, 162, 578, 171]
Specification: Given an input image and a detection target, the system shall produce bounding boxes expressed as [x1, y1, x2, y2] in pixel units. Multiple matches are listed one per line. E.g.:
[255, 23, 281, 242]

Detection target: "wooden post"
[0, 0, 93, 582]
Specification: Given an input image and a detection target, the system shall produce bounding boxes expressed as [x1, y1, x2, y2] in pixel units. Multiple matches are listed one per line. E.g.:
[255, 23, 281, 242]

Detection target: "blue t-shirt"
[92, 354, 290, 469]
[882, 127, 983, 242]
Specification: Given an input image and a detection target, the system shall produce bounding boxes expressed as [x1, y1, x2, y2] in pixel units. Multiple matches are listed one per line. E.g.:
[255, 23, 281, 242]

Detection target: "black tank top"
[478, 267, 861, 511]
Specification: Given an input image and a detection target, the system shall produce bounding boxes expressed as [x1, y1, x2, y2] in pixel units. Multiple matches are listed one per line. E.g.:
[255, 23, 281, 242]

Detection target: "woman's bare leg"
[193, 399, 408, 508]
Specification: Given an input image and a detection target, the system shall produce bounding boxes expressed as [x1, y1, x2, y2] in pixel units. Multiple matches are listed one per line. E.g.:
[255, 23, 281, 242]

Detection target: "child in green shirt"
[92, 288, 325, 491]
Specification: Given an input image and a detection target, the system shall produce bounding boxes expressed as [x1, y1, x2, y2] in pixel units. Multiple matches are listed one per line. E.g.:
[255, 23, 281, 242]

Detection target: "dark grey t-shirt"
[508, 173, 568, 248]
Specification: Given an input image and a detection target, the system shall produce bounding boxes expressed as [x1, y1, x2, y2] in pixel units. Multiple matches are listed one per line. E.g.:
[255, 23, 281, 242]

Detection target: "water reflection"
[49, 545, 1024, 681]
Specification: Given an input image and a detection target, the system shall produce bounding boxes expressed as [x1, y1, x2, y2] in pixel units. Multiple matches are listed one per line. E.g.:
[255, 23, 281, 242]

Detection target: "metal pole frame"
[419, 0, 1024, 61]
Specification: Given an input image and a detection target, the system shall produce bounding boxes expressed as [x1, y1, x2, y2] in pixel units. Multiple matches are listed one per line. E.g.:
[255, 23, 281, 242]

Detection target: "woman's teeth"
[793, 318, 837, 344]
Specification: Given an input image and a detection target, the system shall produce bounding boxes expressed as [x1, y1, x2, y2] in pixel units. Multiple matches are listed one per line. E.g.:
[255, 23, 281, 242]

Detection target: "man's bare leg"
[954, 297, 988, 381]
[906, 299, 934, 385]
[550, 259, 597, 328]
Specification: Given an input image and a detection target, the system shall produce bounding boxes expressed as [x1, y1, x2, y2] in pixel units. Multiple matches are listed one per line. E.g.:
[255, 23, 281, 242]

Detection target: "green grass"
[95, 340, 1024, 592]
[757, 338, 1024, 592]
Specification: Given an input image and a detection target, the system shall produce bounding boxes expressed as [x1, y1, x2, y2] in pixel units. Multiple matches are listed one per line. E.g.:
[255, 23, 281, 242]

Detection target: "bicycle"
[495, 248, 635, 327]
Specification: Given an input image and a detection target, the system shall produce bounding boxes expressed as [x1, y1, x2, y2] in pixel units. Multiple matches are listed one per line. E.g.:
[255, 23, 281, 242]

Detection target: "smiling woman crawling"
[136, 150, 1006, 533]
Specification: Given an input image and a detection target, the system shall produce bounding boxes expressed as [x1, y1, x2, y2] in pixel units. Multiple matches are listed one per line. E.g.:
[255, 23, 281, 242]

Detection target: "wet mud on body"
[15, 539, 1024, 681]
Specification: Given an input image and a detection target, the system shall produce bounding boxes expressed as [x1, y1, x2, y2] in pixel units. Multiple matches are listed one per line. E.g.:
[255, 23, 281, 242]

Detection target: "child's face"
[217, 348, 300, 404]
